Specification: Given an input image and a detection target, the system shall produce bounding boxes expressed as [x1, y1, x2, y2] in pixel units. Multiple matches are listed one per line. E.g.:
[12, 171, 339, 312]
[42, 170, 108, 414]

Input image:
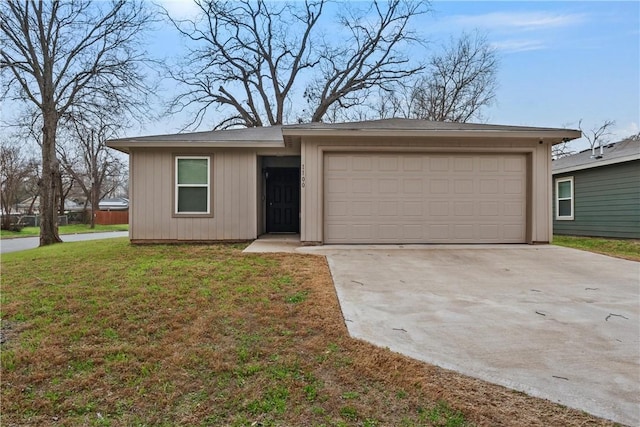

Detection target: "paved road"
[1, 231, 129, 254]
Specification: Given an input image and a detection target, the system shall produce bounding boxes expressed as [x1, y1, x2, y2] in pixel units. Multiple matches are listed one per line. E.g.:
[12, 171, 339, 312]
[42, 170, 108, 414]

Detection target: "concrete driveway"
[300, 245, 640, 426]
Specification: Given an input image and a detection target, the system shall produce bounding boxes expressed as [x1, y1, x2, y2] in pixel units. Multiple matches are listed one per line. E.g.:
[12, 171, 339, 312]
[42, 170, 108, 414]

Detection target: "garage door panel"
[326, 155, 348, 171]
[352, 178, 372, 193]
[324, 153, 527, 244]
[479, 224, 499, 239]
[379, 179, 398, 193]
[403, 201, 423, 216]
[403, 178, 423, 193]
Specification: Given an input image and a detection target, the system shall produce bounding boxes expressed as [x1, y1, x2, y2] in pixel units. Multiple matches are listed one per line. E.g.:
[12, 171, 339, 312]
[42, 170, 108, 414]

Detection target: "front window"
[555, 177, 574, 220]
[175, 156, 210, 214]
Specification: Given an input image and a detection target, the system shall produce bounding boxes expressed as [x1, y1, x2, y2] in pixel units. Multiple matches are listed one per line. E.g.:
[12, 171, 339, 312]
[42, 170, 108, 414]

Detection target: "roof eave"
[281, 128, 581, 143]
[553, 153, 640, 174]
[106, 140, 286, 153]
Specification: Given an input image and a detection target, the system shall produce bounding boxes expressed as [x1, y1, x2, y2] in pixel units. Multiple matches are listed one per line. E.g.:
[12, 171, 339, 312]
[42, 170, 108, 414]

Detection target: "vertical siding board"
[316, 143, 323, 242]
[302, 139, 320, 242]
[530, 142, 551, 242]
[232, 153, 240, 238]
[160, 152, 171, 240]
[129, 151, 137, 239]
[300, 142, 306, 241]
[215, 152, 224, 239]
[138, 152, 149, 240]
[132, 151, 142, 240]
[222, 153, 230, 239]
[239, 152, 256, 239]
[242, 154, 250, 238]
[156, 152, 163, 239]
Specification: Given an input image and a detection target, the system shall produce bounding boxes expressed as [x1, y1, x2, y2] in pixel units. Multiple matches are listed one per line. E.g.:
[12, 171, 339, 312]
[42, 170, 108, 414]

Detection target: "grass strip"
[553, 235, 640, 261]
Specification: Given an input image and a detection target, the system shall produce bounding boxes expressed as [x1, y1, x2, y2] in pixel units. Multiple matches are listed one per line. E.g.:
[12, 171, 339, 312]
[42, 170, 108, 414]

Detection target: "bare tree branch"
[165, 0, 428, 128]
[579, 119, 616, 153]
[0, 0, 157, 245]
[411, 31, 498, 122]
[163, 0, 324, 129]
[306, 0, 429, 122]
[0, 142, 38, 229]
[58, 116, 124, 228]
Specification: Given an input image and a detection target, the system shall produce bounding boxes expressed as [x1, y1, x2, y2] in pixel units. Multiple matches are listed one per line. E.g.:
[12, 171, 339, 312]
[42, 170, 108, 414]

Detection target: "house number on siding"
[301, 164, 305, 188]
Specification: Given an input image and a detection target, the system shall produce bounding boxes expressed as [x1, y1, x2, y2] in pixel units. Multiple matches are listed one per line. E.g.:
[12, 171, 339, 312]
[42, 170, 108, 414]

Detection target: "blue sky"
[426, 1, 639, 150]
[149, 0, 639, 152]
[3, 1, 637, 155]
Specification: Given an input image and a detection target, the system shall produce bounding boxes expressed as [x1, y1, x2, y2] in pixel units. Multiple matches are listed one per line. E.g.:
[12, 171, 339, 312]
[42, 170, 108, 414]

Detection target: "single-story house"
[552, 136, 640, 239]
[107, 119, 580, 245]
[98, 197, 130, 211]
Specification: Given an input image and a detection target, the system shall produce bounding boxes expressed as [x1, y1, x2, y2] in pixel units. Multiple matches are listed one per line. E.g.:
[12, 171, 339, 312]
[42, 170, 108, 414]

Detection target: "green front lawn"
[1, 224, 128, 239]
[1, 240, 614, 426]
[553, 235, 640, 262]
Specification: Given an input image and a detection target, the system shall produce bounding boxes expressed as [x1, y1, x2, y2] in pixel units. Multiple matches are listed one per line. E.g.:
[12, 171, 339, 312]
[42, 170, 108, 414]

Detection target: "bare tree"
[551, 141, 575, 160]
[22, 159, 41, 215]
[166, 0, 324, 129]
[0, 143, 37, 229]
[579, 119, 615, 157]
[1, 0, 156, 245]
[304, 0, 428, 122]
[58, 118, 125, 228]
[166, 0, 429, 129]
[410, 31, 497, 122]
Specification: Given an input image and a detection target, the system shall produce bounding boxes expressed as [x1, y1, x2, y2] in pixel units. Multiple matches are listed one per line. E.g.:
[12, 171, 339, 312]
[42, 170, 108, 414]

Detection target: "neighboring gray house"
[107, 119, 580, 245]
[552, 137, 640, 239]
[98, 197, 129, 211]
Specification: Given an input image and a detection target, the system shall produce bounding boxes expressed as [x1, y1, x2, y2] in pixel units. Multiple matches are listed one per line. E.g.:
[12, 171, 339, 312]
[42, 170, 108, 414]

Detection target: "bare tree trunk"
[40, 114, 62, 245]
[90, 185, 97, 229]
[1, 0, 155, 245]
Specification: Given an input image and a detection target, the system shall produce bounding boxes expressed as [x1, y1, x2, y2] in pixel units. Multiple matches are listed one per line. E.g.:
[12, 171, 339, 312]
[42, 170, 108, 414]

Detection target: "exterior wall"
[300, 136, 553, 244]
[553, 160, 640, 238]
[129, 148, 257, 241]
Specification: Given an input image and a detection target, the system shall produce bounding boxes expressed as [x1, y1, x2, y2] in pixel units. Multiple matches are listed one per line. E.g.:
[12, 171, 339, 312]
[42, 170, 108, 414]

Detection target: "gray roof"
[107, 118, 581, 153]
[109, 125, 284, 143]
[283, 118, 575, 133]
[552, 137, 640, 174]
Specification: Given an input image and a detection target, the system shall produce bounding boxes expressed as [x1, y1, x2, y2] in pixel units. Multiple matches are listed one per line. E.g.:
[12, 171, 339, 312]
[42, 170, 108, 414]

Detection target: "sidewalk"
[1, 231, 129, 254]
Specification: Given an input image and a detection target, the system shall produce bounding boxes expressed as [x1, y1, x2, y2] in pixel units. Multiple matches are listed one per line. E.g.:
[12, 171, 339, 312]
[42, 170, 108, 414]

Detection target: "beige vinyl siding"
[300, 136, 553, 244]
[130, 148, 257, 241]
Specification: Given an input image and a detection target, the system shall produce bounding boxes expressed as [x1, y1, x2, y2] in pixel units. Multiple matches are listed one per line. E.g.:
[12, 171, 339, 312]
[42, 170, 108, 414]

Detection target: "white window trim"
[555, 176, 574, 220]
[175, 156, 210, 215]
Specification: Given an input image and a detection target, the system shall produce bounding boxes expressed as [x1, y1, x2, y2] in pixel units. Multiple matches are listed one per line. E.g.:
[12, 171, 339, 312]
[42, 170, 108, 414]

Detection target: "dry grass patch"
[1, 239, 616, 426]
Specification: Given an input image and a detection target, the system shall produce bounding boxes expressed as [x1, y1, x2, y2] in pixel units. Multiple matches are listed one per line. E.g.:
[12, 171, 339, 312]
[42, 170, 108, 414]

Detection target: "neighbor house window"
[175, 156, 210, 214]
[555, 177, 574, 220]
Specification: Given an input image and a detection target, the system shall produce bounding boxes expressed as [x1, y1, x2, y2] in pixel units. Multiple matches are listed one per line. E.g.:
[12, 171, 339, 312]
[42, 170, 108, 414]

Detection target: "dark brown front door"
[266, 168, 300, 233]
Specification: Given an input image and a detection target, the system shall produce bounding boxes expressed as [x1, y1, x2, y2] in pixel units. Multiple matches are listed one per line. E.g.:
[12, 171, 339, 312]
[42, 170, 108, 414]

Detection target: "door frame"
[258, 156, 301, 235]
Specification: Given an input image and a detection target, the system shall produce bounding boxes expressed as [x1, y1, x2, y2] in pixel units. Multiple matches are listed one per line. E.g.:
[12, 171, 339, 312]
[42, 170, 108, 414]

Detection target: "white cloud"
[447, 11, 587, 32]
[612, 121, 640, 140]
[157, 0, 201, 21]
[491, 39, 547, 53]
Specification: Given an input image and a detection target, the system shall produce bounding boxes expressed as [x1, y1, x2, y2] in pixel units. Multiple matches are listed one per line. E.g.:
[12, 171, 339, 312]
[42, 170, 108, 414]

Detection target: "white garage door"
[324, 153, 527, 244]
